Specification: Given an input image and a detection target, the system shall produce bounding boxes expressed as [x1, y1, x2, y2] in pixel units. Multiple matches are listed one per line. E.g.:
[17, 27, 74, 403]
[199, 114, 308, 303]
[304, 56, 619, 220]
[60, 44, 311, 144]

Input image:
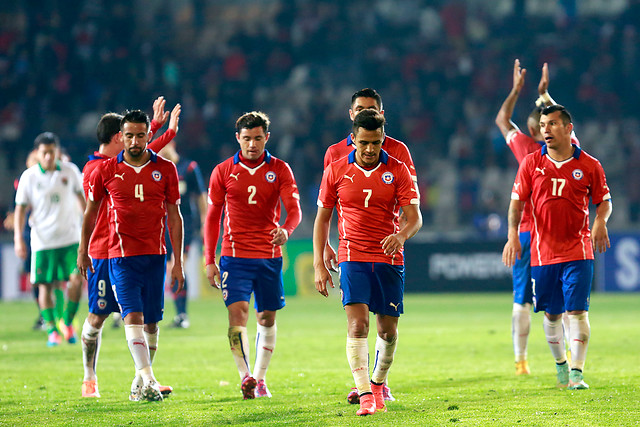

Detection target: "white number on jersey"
[98, 280, 107, 298]
[221, 271, 229, 288]
[362, 189, 372, 208]
[248, 185, 257, 205]
[551, 178, 566, 197]
[135, 184, 144, 202]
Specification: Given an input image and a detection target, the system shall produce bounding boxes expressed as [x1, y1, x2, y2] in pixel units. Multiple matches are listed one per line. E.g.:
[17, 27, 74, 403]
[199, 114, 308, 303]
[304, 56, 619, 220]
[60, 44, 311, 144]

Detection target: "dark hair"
[236, 111, 270, 133]
[34, 132, 59, 149]
[352, 109, 385, 135]
[120, 109, 150, 130]
[541, 104, 572, 125]
[351, 88, 383, 110]
[528, 107, 543, 126]
[97, 113, 123, 145]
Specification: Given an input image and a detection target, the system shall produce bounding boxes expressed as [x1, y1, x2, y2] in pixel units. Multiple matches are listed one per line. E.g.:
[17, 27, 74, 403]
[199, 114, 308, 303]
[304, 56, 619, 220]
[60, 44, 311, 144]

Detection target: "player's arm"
[495, 59, 526, 139]
[313, 206, 334, 298]
[76, 190, 86, 212]
[380, 204, 422, 256]
[77, 198, 101, 279]
[271, 167, 302, 246]
[148, 103, 181, 152]
[167, 203, 185, 292]
[204, 201, 224, 288]
[502, 199, 524, 267]
[150, 96, 169, 136]
[13, 204, 29, 259]
[591, 200, 612, 254]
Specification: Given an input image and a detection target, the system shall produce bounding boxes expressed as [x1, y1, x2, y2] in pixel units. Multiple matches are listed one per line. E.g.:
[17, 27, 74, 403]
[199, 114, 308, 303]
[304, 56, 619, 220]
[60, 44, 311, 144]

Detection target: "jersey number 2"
[248, 185, 257, 204]
[135, 184, 144, 202]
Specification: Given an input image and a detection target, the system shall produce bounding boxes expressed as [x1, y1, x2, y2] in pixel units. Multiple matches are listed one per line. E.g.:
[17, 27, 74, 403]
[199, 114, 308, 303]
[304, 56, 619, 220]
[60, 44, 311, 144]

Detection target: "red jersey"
[81, 125, 175, 259]
[511, 144, 611, 266]
[206, 150, 301, 260]
[89, 150, 180, 258]
[318, 150, 419, 265]
[324, 134, 417, 179]
[507, 129, 580, 232]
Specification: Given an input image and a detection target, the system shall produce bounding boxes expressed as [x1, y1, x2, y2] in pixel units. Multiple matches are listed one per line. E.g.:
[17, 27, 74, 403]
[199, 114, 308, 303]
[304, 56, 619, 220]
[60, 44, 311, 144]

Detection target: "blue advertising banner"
[597, 232, 640, 292]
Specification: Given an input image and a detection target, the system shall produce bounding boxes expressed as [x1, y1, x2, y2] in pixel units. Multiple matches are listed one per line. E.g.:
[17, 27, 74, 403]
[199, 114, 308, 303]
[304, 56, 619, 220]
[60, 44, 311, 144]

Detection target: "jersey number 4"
[135, 184, 144, 202]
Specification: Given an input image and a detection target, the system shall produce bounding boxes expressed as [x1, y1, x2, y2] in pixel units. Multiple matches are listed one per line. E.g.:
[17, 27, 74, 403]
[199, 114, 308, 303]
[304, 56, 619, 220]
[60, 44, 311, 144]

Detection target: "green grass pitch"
[1, 292, 639, 426]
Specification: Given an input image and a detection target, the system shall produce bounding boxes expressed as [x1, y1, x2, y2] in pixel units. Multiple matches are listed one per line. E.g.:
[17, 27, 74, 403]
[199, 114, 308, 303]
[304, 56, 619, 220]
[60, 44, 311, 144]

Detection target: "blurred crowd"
[1, 0, 639, 239]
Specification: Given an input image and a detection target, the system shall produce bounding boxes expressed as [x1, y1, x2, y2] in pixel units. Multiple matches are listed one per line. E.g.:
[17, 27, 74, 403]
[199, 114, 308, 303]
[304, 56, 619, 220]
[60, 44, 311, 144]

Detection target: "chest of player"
[105, 165, 168, 203]
[32, 171, 74, 205]
[530, 161, 591, 202]
[336, 167, 399, 210]
[222, 166, 281, 205]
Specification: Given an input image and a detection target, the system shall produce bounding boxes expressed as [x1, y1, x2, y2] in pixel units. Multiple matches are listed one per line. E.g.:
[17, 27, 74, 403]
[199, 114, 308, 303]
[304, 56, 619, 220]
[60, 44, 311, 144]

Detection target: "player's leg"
[220, 256, 256, 399]
[369, 263, 403, 412]
[110, 256, 162, 402]
[562, 260, 593, 390]
[81, 258, 118, 397]
[533, 264, 568, 387]
[252, 258, 285, 398]
[32, 248, 61, 345]
[512, 231, 532, 375]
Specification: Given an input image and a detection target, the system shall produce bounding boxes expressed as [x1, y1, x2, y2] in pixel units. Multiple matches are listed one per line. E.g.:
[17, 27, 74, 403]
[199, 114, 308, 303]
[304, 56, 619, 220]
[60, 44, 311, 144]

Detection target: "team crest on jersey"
[265, 171, 277, 183]
[62, 177, 68, 186]
[97, 298, 107, 309]
[572, 169, 584, 180]
[152, 170, 163, 181]
[381, 171, 395, 184]
[222, 289, 229, 301]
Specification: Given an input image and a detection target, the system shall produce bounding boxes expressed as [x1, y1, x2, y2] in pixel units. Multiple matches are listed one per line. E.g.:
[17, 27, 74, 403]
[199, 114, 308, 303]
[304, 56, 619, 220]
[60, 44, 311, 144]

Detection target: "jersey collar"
[540, 143, 581, 159]
[348, 148, 389, 165]
[116, 148, 158, 163]
[233, 149, 272, 165]
[88, 151, 109, 161]
[38, 161, 61, 173]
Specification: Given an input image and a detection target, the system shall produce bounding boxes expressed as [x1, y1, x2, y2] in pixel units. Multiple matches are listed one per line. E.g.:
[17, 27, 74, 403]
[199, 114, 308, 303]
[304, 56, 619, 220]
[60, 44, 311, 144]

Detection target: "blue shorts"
[531, 260, 593, 315]
[513, 232, 533, 305]
[87, 258, 120, 315]
[219, 256, 285, 312]
[339, 261, 405, 317]
[109, 255, 166, 323]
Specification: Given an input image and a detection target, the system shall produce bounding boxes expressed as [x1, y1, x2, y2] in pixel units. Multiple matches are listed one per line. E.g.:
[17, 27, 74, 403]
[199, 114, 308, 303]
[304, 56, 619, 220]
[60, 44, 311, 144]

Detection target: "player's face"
[352, 127, 384, 168]
[121, 122, 150, 159]
[236, 127, 270, 161]
[37, 143, 57, 171]
[349, 97, 383, 121]
[540, 111, 572, 151]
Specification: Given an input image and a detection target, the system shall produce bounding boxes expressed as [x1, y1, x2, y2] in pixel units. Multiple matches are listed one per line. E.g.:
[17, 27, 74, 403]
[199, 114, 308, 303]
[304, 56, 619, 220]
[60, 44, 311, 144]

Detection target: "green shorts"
[31, 243, 80, 285]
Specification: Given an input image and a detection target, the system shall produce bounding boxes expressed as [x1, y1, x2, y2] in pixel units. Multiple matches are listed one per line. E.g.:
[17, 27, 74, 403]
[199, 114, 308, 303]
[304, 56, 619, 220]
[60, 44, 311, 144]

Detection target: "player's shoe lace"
[82, 380, 100, 398]
[241, 374, 257, 400]
[356, 393, 376, 416]
[568, 369, 589, 390]
[255, 379, 271, 398]
[556, 362, 569, 388]
[515, 360, 530, 375]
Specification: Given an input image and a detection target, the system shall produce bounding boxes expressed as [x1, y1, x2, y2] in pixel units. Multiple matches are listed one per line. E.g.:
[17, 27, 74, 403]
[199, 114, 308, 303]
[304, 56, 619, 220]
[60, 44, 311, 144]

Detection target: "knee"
[348, 318, 369, 338]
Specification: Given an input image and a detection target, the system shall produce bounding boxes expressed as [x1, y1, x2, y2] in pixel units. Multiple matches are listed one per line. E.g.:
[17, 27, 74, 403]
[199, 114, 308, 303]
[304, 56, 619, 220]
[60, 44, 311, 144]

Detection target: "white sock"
[125, 324, 153, 382]
[81, 319, 102, 381]
[228, 326, 251, 379]
[543, 316, 567, 363]
[512, 303, 531, 362]
[346, 336, 371, 395]
[371, 334, 397, 384]
[253, 323, 276, 382]
[562, 312, 571, 350]
[144, 329, 159, 365]
[568, 313, 590, 371]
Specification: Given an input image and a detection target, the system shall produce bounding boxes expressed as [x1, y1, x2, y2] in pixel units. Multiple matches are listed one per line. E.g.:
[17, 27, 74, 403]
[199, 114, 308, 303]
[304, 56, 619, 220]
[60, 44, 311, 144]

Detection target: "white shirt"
[15, 161, 84, 251]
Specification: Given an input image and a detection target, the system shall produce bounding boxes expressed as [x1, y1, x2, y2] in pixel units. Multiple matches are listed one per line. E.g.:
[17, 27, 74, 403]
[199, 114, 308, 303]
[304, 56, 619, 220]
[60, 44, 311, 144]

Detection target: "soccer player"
[78, 109, 184, 402]
[204, 111, 302, 400]
[14, 132, 86, 346]
[324, 88, 417, 403]
[503, 105, 612, 390]
[313, 110, 422, 415]
[159, 140, 208, 329]
[495, 60, 579, 375]
[78, 97, 180, 398]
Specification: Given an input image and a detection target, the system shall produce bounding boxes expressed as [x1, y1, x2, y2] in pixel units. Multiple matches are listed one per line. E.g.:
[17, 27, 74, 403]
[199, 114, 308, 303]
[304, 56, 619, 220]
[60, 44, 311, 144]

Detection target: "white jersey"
[15, 161, 84, 251]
